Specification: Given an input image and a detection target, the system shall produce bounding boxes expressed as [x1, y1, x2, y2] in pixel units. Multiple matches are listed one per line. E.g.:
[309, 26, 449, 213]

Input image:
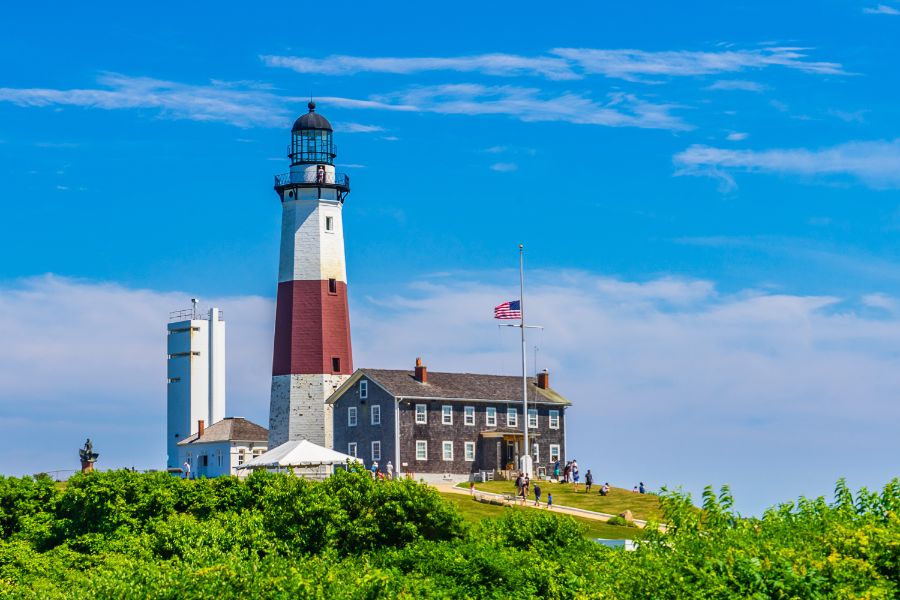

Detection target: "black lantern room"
[289, 102, 335, 166]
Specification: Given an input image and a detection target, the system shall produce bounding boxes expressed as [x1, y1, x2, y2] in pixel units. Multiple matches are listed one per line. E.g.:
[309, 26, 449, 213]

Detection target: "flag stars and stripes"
[494, 300, 521, 320]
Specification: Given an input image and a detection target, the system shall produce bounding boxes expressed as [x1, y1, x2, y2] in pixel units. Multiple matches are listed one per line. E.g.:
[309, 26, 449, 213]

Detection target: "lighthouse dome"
[292, 101, 332, 132]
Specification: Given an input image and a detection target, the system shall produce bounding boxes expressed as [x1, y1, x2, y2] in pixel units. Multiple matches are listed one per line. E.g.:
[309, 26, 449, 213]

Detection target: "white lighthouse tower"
[268, 102, 353, 449]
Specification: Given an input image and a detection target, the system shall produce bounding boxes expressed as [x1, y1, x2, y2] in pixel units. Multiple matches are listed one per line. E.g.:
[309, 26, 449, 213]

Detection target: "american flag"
[494, 300, 521, 320]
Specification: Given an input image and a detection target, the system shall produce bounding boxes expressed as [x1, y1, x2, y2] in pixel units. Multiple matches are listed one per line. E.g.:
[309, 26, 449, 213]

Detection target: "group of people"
[554, 459, 596, 492]
[368, 460, 395, 481]
[514, 472, 553, 509]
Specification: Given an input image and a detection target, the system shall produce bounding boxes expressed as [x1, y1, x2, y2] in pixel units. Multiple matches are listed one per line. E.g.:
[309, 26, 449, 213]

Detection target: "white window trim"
[348, 442, 357, 458]
[371, 441, 381, 462]
[549, 409, 560, 429]
[485, 407, 497, 427]
[325, 215, 334, 232]
[464, 406, 475, 426]
[371, 404, 381, 426]
[528, 408, 538, 429]
[415, 440, 427, 460]
[359, 380, 368, 399]
[348, 406, 357, 427]
[464, 441, 476, 462]
[550, 444, 561, 463]
[442, 405, 453, 425]
[507, 408, 518, 428]
[442, 441, 454, 461]
[415, 404, 427, 424]
[532, 443, 540, 464]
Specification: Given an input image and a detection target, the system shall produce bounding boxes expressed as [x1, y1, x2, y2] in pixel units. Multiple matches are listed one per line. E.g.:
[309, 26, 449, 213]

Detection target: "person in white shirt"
[182, 460, 191, 480]
[385, 461, 394, 480]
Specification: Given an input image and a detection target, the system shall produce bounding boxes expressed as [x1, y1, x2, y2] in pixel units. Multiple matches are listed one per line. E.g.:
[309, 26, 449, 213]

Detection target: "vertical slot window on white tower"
[328, 279, 337, 294]
[325, 216, 334, 232]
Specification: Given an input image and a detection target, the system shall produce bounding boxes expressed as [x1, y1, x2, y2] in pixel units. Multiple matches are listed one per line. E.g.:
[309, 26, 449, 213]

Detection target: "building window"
[216, 449, 223, 467]
[464, 441, 475, 462]
[371, 441, 381, 462]
[415, 404, 427, 424]
[348, 406, 357, 427]
[442, 405, 453, 425]
[328, 278, 337, 294]
[415, 440, 427, 460]
[325, 216, 334, 232]
[442, 441, 454, 461]
[371, 404, 381, 426]
[507, 407, 517, 427]
[253, 449, 263, 458]
[549, 409, 560, 429]
[528, 408, 538, 429]
[532, 443, 540, 464]
[348, 442, 357, 457]
[237, 449, 245, 465]
[485, 407, 497, 427]
[359, 380, 368, 399]
[464, 406, 475, 426]
[550, 444, 561, 463]
[332, 357, 341, 372]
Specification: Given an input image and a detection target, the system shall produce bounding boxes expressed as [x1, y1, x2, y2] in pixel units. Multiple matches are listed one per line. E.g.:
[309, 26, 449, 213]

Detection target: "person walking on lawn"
[584, 469, 593, 493]
[547, 493, 553, 510]
[534, 483, 542, 506]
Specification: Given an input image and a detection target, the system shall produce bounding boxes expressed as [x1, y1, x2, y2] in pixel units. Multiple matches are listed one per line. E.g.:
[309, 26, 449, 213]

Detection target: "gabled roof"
[328, 369, 571, 406]
[177, 417, 268, 446]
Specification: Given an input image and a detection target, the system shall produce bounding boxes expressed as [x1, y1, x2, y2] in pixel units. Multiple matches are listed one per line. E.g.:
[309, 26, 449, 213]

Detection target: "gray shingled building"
[328, 359, 570, 480]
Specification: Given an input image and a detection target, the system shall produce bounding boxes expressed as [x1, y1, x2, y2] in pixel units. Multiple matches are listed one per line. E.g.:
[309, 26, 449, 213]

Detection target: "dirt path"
[432, 482, 645, 526]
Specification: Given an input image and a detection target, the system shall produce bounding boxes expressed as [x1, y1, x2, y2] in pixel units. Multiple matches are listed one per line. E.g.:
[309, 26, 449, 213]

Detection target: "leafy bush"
[0, 470, 898, 598]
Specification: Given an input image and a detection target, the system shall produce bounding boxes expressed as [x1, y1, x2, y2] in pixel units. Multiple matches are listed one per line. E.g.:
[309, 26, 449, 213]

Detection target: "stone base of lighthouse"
[269, 373, 349, 448]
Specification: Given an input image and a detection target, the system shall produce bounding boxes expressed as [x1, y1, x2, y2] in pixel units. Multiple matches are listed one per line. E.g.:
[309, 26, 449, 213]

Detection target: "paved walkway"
[432, 481, 650, 528]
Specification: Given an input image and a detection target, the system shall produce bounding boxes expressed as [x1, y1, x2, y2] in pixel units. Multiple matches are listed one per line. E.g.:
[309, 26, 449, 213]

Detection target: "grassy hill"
[458, 480, 664, 521]
[438, 492, 640, 539]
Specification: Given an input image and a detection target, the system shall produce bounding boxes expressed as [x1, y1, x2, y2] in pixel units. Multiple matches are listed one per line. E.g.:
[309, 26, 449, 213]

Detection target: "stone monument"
[78, 438, 99, 473]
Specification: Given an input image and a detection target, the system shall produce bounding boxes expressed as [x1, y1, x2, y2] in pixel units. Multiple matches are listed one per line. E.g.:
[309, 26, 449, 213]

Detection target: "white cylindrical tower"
[268, 102, 353, 449]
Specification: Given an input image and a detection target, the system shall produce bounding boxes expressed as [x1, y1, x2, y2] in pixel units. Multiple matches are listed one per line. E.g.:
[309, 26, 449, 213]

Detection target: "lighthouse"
[268, 102, 353, 449]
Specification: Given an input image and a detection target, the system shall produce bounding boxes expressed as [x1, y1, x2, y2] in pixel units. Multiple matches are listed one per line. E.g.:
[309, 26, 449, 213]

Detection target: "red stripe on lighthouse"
[272, 280, 353, 376]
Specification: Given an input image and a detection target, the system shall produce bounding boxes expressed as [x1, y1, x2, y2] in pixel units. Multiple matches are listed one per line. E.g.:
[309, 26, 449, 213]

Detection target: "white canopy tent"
[236, 439, 361, 479]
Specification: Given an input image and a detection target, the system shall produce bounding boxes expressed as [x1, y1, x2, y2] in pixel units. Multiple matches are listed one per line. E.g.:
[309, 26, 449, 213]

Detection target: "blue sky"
[2, 1, 900, 513]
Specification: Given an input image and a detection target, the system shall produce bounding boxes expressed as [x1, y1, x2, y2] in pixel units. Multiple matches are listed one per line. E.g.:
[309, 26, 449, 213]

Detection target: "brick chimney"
[197, 419, 205, 437]
[536, 369, 549, 389]
[414, 357, 428, 383]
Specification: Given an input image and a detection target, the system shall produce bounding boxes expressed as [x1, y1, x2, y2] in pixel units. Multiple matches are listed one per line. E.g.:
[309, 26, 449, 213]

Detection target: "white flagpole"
[519, 244, 531, 478]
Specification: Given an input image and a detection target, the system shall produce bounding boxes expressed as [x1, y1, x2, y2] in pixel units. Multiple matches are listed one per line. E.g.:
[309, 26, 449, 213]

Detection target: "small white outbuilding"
[237, 439, 361, 480]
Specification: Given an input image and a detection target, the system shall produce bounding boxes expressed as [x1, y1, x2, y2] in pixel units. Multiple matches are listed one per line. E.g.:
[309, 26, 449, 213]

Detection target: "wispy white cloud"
[333, 122, 385, 133]
[489, 162, 517, 172]
[326, 85, 690, 131]
[863, 4, 900, 14]
[0, 73, 293, 128]
[705, 79, 767, 92]
[673, 139, 900, 191]
[263, 47, 846, 82]
[726, 132, 749, 141]
[261, 53, 579, 80]
[553, 47, 846, 81]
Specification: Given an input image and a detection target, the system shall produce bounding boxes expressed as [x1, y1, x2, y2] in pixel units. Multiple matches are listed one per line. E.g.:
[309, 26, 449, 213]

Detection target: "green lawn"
[455, 481, 664, 522]
[438, 492, 640, 540]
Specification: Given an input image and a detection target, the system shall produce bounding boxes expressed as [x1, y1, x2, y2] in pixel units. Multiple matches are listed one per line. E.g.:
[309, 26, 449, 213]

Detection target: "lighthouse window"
[332, 357, 341, 372]
[328, 278, 337, 294]
[325, 216, 334, 232]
